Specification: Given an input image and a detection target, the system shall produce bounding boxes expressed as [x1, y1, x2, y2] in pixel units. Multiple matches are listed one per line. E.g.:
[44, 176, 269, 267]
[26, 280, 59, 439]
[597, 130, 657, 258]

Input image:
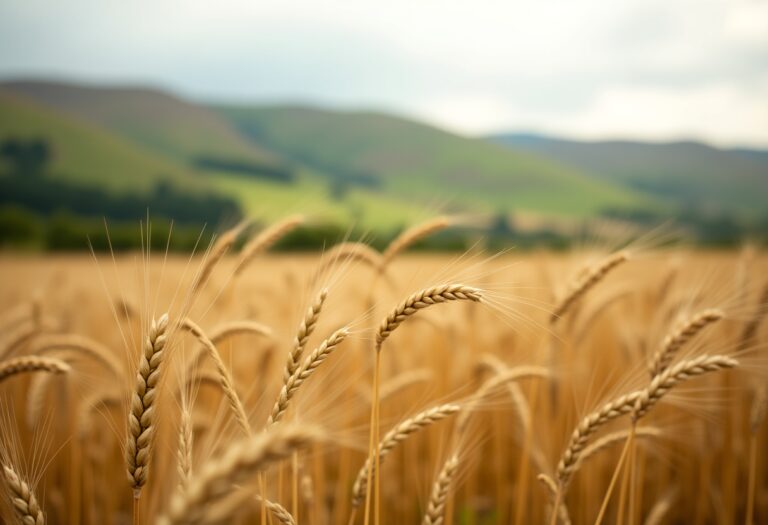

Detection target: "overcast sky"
[1, 0, 766, 147]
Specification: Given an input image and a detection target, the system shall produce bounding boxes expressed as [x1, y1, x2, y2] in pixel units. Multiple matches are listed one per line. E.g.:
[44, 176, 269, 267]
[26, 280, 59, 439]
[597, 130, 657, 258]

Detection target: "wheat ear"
[382, 217, 450, 265]
[633, 354, 738, 421]
[0, 355, 70, 383]
[234, 215, 304, 276]
[125, 313, 169, 494]
[257, 496, 296, 525]
[283, 289, 328, 383]
[177, 407, 193, 492]
[268, 327, 349, 426]
[351, 403, 461, 508]
[551, 251, 628, 324]
[30, 334, 123, 377]
[648, 309, 723, 378]
[2, 463, 44, 525]
[556, 390, 642, 488]
[158, 424, 321, 525]
[192, 223, 244, 293]
[376, 284, 482, 351]
[313, 242, 385, 283]
[182, 318, 251, 435]
[422, 454, 460, 525]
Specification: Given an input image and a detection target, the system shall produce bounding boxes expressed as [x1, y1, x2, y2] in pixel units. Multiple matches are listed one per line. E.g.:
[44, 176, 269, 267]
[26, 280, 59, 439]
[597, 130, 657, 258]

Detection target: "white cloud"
[0, 0, 766, 146]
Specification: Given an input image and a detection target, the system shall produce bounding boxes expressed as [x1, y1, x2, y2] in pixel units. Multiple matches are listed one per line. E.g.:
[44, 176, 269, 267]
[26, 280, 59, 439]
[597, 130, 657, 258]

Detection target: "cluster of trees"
[193, 156, 295, 183]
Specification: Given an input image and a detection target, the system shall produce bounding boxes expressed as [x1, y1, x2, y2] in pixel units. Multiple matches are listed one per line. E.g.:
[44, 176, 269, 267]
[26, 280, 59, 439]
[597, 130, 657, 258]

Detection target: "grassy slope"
[0, 80, 280, 167]
[491, 133, 768, 216]
[214, 105, 656, 217]
[0, 90, 200, 193]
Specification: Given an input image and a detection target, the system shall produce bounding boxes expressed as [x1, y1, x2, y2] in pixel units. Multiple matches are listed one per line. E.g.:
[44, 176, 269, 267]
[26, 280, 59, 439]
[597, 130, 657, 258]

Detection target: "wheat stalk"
[382, 217, 450, 266]
[125, 313, 169, 495]
[575, 427, 662, 471]
[209, 320, 273, 343]
[648, 309, 723, 378]
[158, 424, 321, 525]
[351, 403, 461, 508]
[551, 251, 628, 324]
[643, 488, 677, 525]
[234, 215, 304, 276]
[633, 354, 738, 421]
[268, 327, 349, 426]
[0, 355, 70, 383]
[2, 463, 44, 525]
[538, 474, 571, 525]
[455, 365, 550, 436]
[422, 454, 460, 525]
[376, 284, 482, 351]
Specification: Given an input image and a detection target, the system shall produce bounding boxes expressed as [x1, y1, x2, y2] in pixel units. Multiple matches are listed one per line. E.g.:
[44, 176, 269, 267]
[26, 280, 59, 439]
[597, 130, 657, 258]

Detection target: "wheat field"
[0, 219, 766, 525]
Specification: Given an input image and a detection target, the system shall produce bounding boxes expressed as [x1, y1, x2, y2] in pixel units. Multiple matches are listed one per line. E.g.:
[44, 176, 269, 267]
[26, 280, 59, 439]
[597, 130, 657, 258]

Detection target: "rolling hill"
[1, 80, 281, 170]
[0, 89, 197, 193]
[490, 133, 768, 217]
[213, 105, 654, 216]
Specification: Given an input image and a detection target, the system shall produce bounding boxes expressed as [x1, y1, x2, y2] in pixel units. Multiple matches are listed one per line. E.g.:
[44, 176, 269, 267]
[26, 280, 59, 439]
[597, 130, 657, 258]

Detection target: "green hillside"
[0, 90, 198, 193]
[213, 105, 656, 217]
[1, 80, 281, 170]
[491, 133, 768, 217]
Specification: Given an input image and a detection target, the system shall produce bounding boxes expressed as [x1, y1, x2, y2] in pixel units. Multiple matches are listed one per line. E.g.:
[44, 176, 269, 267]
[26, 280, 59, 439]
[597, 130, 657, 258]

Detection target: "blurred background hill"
[1, 79, 766, 250]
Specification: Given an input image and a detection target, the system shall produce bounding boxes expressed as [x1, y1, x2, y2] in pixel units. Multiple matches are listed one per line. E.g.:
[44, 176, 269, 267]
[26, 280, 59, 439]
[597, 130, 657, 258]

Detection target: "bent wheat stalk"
[648, 309, 723, 378]
[351, 403, 461, 508]
[192, 223, 245, 293]
[158, 425, 321, 525]
[182, 318, 251, 435]
[551, 251, 628, 324]
[422, 454, 460, 525]
[375, 284, 482, 351]
[234, 215, 304, 277]
[125, 313, 169, 496]
[0, 355, 70, 383]
[2, 463, 45, 525]
[382, 217, 450, 266]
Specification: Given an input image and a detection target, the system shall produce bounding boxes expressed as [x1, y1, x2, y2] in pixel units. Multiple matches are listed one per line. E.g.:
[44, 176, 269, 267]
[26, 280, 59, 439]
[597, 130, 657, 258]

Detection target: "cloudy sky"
[1, 0, 766, 147]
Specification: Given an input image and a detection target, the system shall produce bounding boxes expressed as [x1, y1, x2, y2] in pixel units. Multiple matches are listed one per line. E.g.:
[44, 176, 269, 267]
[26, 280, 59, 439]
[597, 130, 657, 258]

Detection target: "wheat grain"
[283, 288, 328, 383]
[2, 463, 44, 525]
[556, 390, 642, 487]
[177, 407, 193, 491]
[422, 453, 459, 525]
[125, 312, 169, 494]
[551, 251, 628, 324]
[648, 309, 723, 378]
[633, 354, 738, 421]
[268, 327, 349, 426]
[0, 355, 70, 383]
[376, 284, 482, 351]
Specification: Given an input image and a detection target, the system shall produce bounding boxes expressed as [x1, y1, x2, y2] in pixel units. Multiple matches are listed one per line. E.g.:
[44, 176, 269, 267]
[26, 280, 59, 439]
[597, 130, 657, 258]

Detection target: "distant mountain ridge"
[490, 132, 768, 217]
